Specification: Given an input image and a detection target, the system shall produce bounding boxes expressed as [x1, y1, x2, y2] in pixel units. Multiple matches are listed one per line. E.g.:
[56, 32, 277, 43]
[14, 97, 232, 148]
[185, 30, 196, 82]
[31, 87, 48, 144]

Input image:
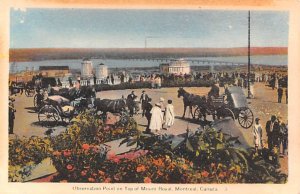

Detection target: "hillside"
[9, 47, 288, 62]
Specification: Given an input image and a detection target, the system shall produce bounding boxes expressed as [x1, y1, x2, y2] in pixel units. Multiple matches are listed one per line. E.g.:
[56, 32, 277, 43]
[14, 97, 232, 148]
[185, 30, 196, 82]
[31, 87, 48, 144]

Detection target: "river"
[9, 55, 287, 73]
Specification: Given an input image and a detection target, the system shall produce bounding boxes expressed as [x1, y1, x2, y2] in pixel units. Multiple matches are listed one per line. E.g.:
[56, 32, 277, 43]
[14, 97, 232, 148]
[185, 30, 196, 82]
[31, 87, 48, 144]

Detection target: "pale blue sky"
[10, 9, 289, 48]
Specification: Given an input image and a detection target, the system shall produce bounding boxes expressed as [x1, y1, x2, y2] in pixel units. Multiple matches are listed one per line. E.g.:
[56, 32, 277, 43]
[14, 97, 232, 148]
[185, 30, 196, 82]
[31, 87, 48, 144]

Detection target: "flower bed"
[9, 113, 287, 183]
[8, 112, 138, 182]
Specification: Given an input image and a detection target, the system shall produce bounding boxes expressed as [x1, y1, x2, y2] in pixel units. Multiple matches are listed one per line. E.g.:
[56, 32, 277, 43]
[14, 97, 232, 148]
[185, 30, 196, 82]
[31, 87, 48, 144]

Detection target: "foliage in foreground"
[8, 112, 137, 182]
[9, 112, 287, 183]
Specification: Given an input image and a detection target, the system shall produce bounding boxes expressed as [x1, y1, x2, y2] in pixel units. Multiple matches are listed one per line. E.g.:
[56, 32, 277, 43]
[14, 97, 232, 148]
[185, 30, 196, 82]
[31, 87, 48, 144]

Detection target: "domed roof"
[169, 59, 190, 67]
[82, 57, 91, 61]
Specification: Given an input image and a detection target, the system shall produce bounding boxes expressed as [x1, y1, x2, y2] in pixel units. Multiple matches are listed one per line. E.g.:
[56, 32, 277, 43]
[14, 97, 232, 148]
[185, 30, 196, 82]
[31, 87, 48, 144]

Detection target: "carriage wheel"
[238, 108, 254, 129]
[38, 105, 60, 127]
[193, 107, 203, 120]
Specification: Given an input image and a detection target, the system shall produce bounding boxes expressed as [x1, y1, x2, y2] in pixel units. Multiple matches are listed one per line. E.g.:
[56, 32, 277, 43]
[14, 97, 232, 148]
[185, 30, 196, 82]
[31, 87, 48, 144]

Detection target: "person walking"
[253, 118, 263, 153]
[277, 86, 283, 103]
[285, 88, 288, 104]
[164, 100, 175, 129]
[47, 84, 53, 96]
[140, 90, 149, 117]
[159, 97, 165, 113]
[149, 103, 164, 134]
[281, 122, 288, 156]
[68, 77, 73, 87]
[157, 76, 162, 89]
[110, 74, 114, 85]
[266, 115, 277, 151]
[150, 76, 155, 89]
[144, 98, 153, 133]
[127, 91, 137, 117]
[93, 74, 97, 86]
[272, 117, 281, 151]
[9, 99, 16, 134]
[57, 78, 62, 87]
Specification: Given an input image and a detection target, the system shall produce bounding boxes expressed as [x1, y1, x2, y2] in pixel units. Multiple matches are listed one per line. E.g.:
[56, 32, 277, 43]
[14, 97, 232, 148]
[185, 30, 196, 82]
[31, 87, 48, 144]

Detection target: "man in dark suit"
[277, 86, 283, 103]
[265, 115, 280, 151]
[144, 98, 153, 133]
[127, 91, 137, 117]
[140, 90, 149, 117]
[208, 84, 220, 98]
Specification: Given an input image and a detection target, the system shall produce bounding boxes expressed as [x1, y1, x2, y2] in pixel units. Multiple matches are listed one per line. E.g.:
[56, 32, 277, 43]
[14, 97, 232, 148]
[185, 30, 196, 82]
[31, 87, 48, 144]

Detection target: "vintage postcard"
[1, 1, 300, 194]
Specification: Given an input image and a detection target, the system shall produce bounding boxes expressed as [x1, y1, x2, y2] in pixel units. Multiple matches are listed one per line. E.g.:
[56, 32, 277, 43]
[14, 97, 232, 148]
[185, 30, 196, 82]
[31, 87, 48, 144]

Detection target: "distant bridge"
[126, 58, 251, 66]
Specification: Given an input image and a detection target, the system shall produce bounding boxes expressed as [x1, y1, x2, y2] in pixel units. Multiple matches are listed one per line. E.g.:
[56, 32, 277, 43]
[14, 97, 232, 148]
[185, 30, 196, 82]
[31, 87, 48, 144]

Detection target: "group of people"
[126, 90, 175, 134]
[252, 115, 288, 156]
[277, 86, 288, 104]
[147, 97, 175, 134]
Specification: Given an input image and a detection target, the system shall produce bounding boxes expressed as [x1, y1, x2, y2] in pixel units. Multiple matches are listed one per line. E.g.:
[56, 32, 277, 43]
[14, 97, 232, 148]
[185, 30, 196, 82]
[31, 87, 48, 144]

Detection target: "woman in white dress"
[149, 103, 164, 133]
[165, 100, 175, 129]
[253, 117, 263, 153]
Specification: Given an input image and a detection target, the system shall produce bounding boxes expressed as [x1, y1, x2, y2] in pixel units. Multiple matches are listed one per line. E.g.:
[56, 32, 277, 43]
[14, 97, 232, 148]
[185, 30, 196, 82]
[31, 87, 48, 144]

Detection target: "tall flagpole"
[247, 10, 251, 98]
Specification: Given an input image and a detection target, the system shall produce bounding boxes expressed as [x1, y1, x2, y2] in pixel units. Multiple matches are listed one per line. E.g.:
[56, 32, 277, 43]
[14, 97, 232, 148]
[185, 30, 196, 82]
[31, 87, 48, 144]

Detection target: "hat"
[155, 103, 161, 107]
[255, 118, 260, 121]
[159, 97, 164, 102]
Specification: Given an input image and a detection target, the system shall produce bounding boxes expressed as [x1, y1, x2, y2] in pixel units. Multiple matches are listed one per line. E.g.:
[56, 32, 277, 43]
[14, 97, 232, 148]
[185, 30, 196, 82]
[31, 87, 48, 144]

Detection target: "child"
[165, 100, 175, 129]
[253, 117, 263, 153]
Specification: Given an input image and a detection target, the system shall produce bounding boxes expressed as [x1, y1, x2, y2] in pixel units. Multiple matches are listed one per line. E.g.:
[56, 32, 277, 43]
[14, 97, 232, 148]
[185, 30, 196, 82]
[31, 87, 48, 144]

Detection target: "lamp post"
[247, 10, 251, 98]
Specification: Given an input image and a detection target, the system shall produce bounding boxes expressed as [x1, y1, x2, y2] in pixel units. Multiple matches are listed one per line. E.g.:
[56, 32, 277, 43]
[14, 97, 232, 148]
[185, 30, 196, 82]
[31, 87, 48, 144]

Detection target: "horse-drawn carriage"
[36, 87, 96, 127]
[178, 86, 254, 129]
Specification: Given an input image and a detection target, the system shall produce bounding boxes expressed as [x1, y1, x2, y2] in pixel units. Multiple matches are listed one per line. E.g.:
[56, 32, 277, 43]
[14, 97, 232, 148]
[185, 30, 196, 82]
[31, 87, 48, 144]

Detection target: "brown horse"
[177, 87, 207, 119]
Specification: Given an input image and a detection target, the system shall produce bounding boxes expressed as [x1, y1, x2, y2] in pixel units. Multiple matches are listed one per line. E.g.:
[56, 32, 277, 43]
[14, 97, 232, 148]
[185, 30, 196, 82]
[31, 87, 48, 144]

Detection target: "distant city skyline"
[10, 9, 289, 49]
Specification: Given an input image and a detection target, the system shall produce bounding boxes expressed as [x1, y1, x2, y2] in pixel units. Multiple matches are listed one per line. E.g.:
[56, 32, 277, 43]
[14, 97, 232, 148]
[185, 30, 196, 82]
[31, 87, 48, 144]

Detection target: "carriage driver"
[208, 83, 220, 98]
[207, 84, 220, 108]
[70, 81, 82, 107]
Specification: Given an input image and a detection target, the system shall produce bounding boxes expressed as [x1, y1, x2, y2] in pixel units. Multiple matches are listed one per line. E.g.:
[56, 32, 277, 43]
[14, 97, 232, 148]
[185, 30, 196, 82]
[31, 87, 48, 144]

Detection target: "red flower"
[63, 150, 71, 157]
[88, 177, 95, 182]
[104, 178, 111, 183]
[113, 157, 120, 163]
[144, 177, 152, 183]
[201, 170, 209, 178]
[107, 152, 116, 160]
[81, 170, 87, 176]
[66, 164, 74, 171]
[218, 171, 226, 179]
[82, 144, 90, 150]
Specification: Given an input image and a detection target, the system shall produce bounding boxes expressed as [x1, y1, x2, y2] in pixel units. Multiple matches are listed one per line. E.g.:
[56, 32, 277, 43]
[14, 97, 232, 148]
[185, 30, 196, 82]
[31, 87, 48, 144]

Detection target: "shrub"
[8, 112, 138, 182]
[9, 136, 51, 182]
[9, 115, 287, 183]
